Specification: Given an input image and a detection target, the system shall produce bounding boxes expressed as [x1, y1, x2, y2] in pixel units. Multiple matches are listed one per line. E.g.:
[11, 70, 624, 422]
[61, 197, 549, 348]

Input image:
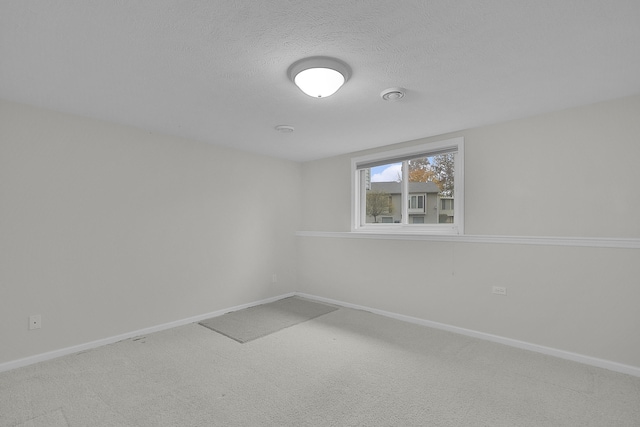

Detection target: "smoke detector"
[275, 125, 295, 133]
[381, 87, 405, 101]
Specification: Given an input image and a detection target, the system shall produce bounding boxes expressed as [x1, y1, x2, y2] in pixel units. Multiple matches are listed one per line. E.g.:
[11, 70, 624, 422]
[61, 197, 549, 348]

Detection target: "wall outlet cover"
[492, 286, 507, 296]
[29, 315, 42, 330]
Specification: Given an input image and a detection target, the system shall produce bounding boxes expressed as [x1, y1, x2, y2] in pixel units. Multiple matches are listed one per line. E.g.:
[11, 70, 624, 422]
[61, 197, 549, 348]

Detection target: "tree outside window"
[366, 191, 393, 223]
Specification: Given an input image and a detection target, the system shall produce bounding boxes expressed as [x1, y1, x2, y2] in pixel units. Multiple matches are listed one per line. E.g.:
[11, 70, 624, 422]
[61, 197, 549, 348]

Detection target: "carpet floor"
[1, 304, 639, 426]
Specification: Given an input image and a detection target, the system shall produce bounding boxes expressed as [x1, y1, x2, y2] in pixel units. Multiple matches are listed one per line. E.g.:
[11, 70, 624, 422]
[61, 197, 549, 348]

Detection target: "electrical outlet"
[492, 286, 507, 296]
[29, 314, 42, 330]
[271, 273, 277, 283]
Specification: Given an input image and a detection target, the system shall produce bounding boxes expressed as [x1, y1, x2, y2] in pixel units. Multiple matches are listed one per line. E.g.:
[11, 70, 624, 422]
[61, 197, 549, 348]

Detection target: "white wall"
[297, 94, 640, 369]
[3, 95, 639, 371]
[0, 100, 301, 365]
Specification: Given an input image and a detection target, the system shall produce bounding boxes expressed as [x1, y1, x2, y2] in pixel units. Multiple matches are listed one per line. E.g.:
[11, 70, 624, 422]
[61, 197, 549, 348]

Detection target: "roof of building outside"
[370, 181, 440, 194]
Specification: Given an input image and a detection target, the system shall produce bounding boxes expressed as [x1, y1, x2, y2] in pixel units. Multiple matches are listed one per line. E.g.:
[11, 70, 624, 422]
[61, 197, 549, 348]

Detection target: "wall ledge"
[296, 231, 640, 249]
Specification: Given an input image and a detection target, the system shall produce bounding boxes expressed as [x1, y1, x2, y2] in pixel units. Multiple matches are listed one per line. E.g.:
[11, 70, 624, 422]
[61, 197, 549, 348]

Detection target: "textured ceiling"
[2, 1, 640, 161]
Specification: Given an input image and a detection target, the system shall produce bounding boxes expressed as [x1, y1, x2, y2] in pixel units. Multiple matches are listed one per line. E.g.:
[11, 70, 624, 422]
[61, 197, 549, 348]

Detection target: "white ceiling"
[2, 1, 640, 162]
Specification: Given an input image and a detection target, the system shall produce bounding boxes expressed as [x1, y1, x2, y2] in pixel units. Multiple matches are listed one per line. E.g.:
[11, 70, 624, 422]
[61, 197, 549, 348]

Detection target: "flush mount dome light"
[288, 56, 351, 98]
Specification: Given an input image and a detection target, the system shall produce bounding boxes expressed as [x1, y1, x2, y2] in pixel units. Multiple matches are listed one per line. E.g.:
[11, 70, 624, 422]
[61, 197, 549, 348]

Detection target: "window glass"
[352, 137, 464, 234]
[363, 162, 401, 224]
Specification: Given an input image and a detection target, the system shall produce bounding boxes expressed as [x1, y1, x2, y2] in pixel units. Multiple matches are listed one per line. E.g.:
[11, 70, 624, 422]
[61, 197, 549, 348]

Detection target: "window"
[351, 137, 464, 234]
[408, 194, 425, 213]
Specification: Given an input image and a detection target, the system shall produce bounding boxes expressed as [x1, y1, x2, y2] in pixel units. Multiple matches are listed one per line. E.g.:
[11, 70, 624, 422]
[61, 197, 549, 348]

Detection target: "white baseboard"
[2, 290, 638, 378]
[296, 292, 640, 378]
[0, 292, 295, 374]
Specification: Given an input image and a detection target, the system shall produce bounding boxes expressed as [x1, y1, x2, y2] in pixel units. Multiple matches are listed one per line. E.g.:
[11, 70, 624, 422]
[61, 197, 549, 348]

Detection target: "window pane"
[363, 162, 401, 224]
[440, 198, 454, 211]
[408, 153, 455, 224]
[430, 152, 455, 198]
[353, 137, 463, 234]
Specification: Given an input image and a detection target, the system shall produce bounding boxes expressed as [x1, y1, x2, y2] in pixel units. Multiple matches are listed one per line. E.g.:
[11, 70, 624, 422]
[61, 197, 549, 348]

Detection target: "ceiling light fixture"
[288, 56, 351, 98]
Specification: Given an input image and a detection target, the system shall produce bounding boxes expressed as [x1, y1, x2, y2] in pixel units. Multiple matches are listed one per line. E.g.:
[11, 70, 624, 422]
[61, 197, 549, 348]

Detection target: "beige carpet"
[1, 302, 639, 426]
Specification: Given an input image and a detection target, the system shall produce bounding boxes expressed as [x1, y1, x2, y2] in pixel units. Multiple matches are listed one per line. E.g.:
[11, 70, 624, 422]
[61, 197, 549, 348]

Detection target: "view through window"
[352, 137, 463, 234]
[363, 153, 455, 225]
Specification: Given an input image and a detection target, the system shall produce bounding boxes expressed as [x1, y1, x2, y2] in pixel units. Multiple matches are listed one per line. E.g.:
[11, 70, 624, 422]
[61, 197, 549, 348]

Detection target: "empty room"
[1, 1, 640, 426]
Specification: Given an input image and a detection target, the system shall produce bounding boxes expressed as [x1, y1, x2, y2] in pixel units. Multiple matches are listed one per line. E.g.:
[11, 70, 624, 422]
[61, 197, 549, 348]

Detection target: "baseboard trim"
[3, 290, 638, 378]
[295, 292, 640, 378]
[0, 292, 295, 374]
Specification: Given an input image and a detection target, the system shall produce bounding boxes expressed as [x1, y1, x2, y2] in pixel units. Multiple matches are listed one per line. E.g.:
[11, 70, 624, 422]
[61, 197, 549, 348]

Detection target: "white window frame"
[408, 193, 426, 213]
[441, 198, 454, 211]
[351, 137, 464, 235]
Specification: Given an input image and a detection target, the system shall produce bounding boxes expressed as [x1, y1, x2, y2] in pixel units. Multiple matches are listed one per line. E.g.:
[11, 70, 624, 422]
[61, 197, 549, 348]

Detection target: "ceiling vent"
[381, 87, 405, 101]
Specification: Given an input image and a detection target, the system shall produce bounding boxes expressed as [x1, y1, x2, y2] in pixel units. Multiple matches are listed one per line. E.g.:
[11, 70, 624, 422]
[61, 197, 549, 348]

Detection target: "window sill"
[295, 231, 640, 249]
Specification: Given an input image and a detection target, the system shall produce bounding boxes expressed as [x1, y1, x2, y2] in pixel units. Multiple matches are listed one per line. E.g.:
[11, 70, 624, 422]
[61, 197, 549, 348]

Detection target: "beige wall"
[0, 100, 301, 364]
[301, 95, 640, 236]
[297, 94, 640, 368]
[2, 94, 639, 370]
